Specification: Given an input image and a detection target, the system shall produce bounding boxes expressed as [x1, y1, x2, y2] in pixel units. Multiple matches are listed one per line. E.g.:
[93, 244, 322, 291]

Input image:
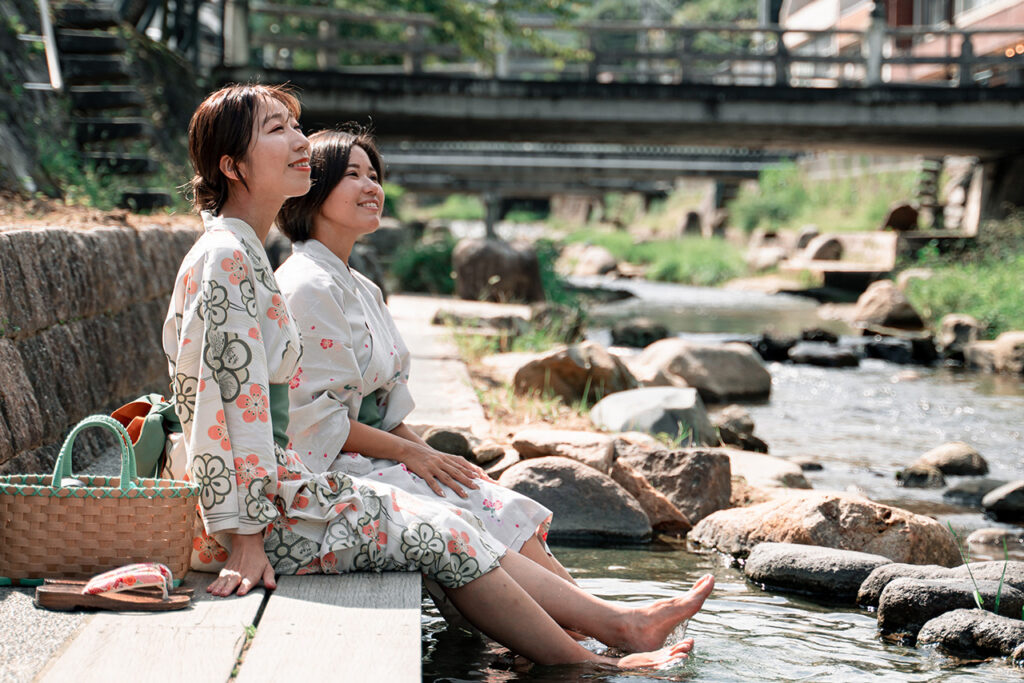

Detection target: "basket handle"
[51, 415, 139, 493]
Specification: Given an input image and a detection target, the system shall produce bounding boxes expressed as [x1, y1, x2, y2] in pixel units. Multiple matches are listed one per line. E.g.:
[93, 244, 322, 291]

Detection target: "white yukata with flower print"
[162, 213, 504, 585]
[275, 239, 552, 553]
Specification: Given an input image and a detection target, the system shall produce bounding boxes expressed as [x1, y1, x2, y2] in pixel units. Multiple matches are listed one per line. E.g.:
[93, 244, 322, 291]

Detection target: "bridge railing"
[225, 2, 1024, 88]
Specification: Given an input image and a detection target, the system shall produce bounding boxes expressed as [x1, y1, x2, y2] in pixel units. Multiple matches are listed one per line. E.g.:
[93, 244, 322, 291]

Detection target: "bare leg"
[496, 551, 715, 653]
[443, 562, 696, 668]
[519, 534, 577, 585]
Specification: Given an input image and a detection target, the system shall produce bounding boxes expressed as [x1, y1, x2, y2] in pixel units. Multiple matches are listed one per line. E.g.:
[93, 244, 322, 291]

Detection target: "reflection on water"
[422, 546, 1022, 682]
[424, 280, 1024, 681]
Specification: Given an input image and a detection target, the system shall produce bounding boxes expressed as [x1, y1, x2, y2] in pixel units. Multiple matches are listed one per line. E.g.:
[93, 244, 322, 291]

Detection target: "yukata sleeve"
[283, 275, 364, 466]
[189, 246, 279, 536]
[372, 284, 415, 433]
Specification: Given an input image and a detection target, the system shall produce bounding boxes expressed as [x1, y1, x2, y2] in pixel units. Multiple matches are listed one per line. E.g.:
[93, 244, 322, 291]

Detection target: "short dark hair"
[277, 125, 384, 243]
[186, 83, 302, 215]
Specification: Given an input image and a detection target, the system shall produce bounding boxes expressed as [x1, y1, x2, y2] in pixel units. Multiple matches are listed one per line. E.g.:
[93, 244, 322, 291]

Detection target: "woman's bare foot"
[615, 638, 694, 669]
[614, 574, 715, 652]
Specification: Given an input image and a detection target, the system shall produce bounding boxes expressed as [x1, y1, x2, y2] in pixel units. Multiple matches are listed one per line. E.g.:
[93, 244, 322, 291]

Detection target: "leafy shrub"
[390, 235, 456, 294]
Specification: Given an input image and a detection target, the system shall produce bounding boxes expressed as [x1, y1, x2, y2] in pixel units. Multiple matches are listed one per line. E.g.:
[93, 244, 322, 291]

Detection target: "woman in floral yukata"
[164, 82, 713, 669]
[274, 127, 575, 585]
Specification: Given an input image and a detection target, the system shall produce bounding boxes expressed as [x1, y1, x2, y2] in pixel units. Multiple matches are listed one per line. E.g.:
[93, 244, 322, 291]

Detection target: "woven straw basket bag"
[0, 415, 200, 581]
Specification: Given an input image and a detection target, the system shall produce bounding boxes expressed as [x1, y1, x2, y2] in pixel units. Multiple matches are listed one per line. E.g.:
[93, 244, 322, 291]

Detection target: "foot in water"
[615, 639, 694, 670]
[614, 573, 715, 652]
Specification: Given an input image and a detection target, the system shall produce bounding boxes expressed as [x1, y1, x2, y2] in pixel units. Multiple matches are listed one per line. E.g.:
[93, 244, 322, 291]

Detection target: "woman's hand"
[397, 442, 486, 498]
[208, 531, 277, 597]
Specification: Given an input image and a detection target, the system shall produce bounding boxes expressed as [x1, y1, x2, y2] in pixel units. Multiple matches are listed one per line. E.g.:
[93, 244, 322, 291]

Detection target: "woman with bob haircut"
[275, 126, 574, 584]
[164, 83, 712, 669]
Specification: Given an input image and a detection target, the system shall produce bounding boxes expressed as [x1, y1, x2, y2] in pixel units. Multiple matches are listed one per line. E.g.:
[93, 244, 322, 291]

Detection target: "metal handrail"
[20, 0, 63, 91]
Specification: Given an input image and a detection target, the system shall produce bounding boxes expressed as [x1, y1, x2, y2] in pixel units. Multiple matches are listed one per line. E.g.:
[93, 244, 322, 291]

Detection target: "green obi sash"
[357, 390, 386, 431]
[268, 383, 290, 449]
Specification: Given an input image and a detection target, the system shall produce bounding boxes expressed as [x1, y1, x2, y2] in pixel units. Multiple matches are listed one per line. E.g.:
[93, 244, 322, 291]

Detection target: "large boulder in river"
[857, 561, 1024, 607]
[938, 314, 983, 360]
[914, 441, 988, 476]
[725, 449, 810, 489]
[852, 280, 925, 330]
[981, 480, 1024, 522]
[743, 542, 892, 601]
[635, 339, 771, 403]
[918, 609, 1024, 661]
[711, 405, 768, 453]
[590, 387, 718, 446]
[609, 460, 692, 533]
[513, 341, 637, 404]
[877, 578, 1024, 638]
[895, 463, 945, 489]
[614, 441, 731, 524]
[688, 492, 960, 565]
[453, 238, 545, 303]
[512, 428, 614, 473]
[787, 342, 860, 368]
[943, 478, 1008, 507]
[991, 331, 1024, 374]
[611, 318, 669, 349]
[498, 456, 651, 542]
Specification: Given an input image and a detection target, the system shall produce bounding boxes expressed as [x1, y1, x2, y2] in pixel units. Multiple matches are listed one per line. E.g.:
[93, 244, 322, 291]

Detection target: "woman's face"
[232, 96, 311, 201]
[317, 144, 384, 238]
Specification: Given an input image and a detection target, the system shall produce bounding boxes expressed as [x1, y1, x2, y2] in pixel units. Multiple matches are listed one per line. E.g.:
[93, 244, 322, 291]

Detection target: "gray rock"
[918, 608, 1024, 660]
[711, 405, 755, 437]
[689, 492, 960, 566]
[634, 339, 772, 403]
[964, 340, 999, 372]
[726, 449, 810, 489]
[967, 528, 1024, 548]
[472, 441, 506, 465]
[484, 449, 520, 479]
[857, 561, 1024, 607]
[422, 426, 475, 459]
[943, 478, 1009, 507]
[864, 337, 914, 364]
[915, 441, 988, 476]
[512, 428, 614, 473]
[614, 441, 731, 525]
[939, 314, 983, 360]
[744, 542, 892, 601]
[852, 280, 925, 330]
[982, 480, 1024, 523]
[514, 341, 638, 404]
[788, 342, 860, 368]
[498, 456, 651, 543]
[793, 458, 824, 471]
[896, 463, 946, 489]
[805, 235, 843, 260]
[591, 387, 717, 447]
[452, 238, 545, 303]
[878, 578, 1024, 637]
[610, 318, 669, 349]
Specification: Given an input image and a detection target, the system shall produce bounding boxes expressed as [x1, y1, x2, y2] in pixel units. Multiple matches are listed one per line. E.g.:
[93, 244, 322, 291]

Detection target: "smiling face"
[316, 144, 385, 239]
[230, 96, 311, 203]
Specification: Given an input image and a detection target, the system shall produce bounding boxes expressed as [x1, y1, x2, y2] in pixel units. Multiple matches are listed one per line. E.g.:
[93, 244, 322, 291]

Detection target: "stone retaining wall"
[0, 223, 199, 473]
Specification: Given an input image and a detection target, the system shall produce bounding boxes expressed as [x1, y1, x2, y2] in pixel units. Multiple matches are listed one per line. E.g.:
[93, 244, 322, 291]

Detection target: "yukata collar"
[293, 239, 356, 283]
[200, 211, 264, 253]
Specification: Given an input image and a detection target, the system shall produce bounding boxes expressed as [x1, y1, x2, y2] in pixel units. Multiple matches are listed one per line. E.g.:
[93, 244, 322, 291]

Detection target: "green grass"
[425, 194, 485, 221]
[563, 228, 746, 286]
[902, 213, 1024, 339]
[390, 234, 457, 295]
[728, 161, 920, 234]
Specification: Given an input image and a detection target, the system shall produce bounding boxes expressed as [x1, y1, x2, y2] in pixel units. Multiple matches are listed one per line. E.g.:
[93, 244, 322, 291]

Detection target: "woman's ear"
[219, 155, 240, 181]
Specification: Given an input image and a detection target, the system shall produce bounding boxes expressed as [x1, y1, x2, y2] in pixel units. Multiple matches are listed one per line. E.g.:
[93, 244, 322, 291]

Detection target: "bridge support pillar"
[484, 193, 502, 239]
[963, 155, 1024, 235]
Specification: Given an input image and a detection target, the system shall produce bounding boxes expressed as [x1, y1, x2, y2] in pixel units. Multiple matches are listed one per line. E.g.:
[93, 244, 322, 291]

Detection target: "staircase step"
[69, 85, 144, 111]
[74, 117, 153, 144]
[83, 152, 158, 174]
[62, 55, 131, 84]
[55, 6, 120, 30]
[57, 29, 127, 55]
[119, 189, 174, 211]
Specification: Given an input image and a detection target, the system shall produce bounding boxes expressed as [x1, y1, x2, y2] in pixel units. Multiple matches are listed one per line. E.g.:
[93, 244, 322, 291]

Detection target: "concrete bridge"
[143, 2, 1024, 224]
[380, 142, 792, 197]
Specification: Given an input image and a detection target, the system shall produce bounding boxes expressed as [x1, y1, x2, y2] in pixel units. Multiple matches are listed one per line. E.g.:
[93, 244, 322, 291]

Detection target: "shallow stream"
[424, 277, 1024, 681]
